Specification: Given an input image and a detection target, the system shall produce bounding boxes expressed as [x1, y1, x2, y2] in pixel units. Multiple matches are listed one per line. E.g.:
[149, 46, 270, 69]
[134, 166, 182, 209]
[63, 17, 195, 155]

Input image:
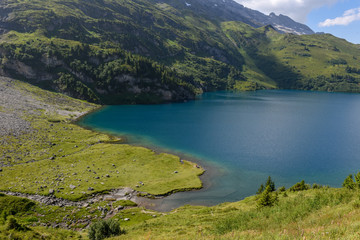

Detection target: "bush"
[257, 176, 275, 194]
[289, 180, 309, 192]
[256, 184, 264, 194]
[343, 174, 356, 189]
[88, 219, 124, 240]
[6, 217, 29, 231]
[257, 186, 278, 208]
[0, 195, 35, 216]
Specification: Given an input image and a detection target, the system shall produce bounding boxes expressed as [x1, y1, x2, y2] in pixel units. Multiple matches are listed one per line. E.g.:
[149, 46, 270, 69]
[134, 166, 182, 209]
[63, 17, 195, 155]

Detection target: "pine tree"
[343, 174, 356, 189]
[354, 172, 360, 188]
[257, 184, 264, 194]
[257, 186, 277, 208]
[265, 176, 275, 192]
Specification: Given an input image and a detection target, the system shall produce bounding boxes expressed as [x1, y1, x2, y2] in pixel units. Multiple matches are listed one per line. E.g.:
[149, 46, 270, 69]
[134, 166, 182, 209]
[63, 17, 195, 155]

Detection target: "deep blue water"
[79, 90, 360, 210]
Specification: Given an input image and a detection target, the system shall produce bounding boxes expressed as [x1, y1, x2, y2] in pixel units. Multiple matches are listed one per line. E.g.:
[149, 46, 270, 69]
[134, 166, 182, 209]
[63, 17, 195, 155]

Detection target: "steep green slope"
[1, 0, 360, 102]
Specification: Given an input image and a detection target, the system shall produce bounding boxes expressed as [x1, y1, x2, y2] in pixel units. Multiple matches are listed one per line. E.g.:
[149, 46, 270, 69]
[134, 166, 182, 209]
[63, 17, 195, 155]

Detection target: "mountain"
[160, 0, 314, 35]
[0, 0, 359, 104]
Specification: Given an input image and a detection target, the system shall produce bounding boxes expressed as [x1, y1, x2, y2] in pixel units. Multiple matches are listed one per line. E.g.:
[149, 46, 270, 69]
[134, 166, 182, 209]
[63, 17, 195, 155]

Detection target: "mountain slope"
[159, 0, 314, 35]
[0, 0, 360, 103]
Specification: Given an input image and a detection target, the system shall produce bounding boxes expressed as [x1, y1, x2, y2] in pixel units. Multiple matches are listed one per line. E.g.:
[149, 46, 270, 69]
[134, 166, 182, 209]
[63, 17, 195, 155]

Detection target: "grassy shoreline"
[0, 77, 205, 202]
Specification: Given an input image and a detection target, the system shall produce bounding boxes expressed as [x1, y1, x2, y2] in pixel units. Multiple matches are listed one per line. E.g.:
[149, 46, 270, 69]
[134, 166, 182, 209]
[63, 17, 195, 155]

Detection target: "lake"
[78, 90, 360, 210]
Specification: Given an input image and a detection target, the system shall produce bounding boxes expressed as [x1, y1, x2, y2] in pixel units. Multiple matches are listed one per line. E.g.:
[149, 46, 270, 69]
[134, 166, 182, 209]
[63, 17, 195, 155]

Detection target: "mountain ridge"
[167, 0, 315, 35]
[0, 0, 359, 104]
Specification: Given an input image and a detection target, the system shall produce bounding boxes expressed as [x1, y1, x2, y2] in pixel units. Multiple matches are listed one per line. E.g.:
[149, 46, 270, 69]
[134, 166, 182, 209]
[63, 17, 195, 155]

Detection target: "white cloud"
[235, 0, 339, 23]
[319, 7, 360, 27]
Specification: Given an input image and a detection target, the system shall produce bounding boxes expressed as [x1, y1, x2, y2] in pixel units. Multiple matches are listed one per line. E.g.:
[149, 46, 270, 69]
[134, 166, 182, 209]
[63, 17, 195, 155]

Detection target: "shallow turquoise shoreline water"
[79, 90, 360, 210]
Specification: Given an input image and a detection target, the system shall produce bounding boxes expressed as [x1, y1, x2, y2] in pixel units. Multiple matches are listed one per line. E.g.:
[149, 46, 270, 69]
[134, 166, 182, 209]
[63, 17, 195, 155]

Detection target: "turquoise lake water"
[79, 90, 360, 210]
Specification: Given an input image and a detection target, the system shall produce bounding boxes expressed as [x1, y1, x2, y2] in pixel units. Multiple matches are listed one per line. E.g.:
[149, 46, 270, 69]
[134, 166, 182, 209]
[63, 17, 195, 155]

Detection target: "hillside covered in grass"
[2, 175, 360, 239]
[0, 76, 203, 201]
[1, 0, 360, 104]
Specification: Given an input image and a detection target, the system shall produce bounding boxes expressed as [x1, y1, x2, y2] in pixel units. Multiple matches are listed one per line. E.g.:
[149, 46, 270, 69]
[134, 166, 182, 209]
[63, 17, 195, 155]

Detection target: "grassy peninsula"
[0, 76, 204, 235]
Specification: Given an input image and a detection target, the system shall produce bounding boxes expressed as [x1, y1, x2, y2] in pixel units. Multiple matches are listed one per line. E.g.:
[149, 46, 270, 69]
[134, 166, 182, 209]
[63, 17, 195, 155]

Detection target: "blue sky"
[237, 0, 360, 44]
[307, 1, 360, 44]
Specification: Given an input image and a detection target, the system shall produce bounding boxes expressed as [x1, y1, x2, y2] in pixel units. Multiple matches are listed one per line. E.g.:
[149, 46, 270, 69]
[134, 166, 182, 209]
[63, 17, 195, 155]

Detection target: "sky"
[236, 0, 360, 44]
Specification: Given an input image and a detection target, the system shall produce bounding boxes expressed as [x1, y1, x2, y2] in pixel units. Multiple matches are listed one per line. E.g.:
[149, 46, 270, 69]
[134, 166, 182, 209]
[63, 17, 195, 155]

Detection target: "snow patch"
[273, 24, 304, 35]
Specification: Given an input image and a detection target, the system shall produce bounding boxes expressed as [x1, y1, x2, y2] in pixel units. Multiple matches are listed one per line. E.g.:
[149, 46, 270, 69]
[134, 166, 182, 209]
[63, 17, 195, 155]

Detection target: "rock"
[105, 174, 110, 178]
[117, 206, 124, 211]
[74, 145, 78, 148]
[49, 156, 55, 160]
[0, 169, 2, 172]
[49, 189, 55, 194]
[152, 215, 157, 218]
[105, 197, 116, 201]
[174, 171, 178, 174]
[88, 187, 94, 191]
[69, 184, 76, 190]
[95, 176, 100, 179]
[124, 218, 130, 221]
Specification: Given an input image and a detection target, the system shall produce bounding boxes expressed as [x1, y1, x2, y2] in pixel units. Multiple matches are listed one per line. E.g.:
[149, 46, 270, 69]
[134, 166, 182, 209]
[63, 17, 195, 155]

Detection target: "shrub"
[0, 195, 35, 216]
[88, 219, 123, 240]
[265, 176, 276, 192]
[312, 183, 321, 189]
[257, 186, 278, 208]
[256, 184, 264, 194]
[6, 217, 29, 231]
[289, 180, 309, 192]
[257, 176, 275, 194]
[343, 174, 356, 189]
